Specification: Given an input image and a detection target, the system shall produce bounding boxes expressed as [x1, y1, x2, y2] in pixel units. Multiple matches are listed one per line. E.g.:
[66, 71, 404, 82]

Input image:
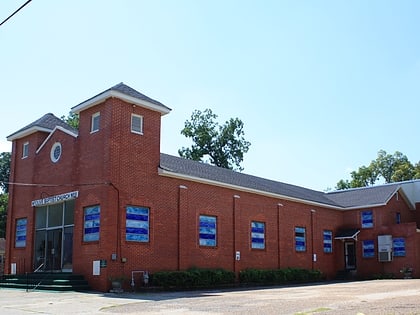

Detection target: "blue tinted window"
[126, 206, 149, 242]
[84, 205, 100, 242]
[362, 240, 375, 258]
[15, 218, 27, 248]
[393, 237, 406, 257]
[251, 221, 265, 249]
[361, 210, 373, 228]
[199, 215, 217, 246]
[295, 226, 306, 252]
[323, 230, 333, 253]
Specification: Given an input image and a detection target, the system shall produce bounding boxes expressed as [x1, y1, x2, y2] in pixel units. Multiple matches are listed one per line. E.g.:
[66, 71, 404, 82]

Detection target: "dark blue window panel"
[126, 213, 148, 221]
[252, 238, 264, 243]
[199, 233, 216, 240]
[85, 214, 100, 221]
[85, 227, 99, 234]
[126, 227, 148, 235]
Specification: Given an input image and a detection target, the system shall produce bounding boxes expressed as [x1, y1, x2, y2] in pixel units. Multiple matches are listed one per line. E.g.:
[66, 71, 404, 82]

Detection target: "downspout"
[310, 209, 316, 270]
[108, 182, 121, 260]
[277, 203, 284, 269]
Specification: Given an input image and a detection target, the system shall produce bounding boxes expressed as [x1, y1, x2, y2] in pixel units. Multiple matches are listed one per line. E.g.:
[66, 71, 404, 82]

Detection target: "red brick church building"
[5, 83, 420, 291]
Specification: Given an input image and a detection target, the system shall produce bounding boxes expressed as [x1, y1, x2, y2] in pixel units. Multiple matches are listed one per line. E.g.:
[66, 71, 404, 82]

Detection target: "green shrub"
[151, 268, 235, 289]
[239, 267, 323, 285]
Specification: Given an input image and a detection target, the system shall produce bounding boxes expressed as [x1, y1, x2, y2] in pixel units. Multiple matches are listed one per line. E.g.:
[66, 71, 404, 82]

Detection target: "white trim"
[91, 112, 100, 133]
[36, 126, 78, 154]
[50, 142, 62, 163]
[131, 113, 144, 135]
[7, 126, 53, 141]
[71, 90, 171, 115]
[22, 141, 29, 159]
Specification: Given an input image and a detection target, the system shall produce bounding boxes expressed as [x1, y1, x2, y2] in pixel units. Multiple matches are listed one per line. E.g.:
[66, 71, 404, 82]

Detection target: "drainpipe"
[310, 209, 316, 270]
[108, 182, 121, 260]
[277, 203, 284, 269]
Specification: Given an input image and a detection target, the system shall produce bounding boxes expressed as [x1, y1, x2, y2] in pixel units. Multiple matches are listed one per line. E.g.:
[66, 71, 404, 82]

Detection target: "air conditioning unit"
[378, 235, 393, 262]
[378, 251, 392, 262]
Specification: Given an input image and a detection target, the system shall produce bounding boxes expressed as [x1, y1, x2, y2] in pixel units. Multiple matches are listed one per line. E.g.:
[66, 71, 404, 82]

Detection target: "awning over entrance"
[335, 228, 360, 241]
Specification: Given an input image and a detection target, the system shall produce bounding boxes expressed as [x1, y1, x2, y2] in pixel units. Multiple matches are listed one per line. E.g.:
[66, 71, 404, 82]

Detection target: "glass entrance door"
[46, 229, 62, 271]
[33, 200, 74, 272]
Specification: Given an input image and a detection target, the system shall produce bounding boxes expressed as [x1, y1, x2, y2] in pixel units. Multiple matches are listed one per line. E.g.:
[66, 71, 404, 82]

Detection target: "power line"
[0, 0, 32, 27]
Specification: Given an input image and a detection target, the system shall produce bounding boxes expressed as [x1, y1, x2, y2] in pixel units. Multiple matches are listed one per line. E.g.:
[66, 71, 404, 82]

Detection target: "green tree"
[61, 111, 79, 129]
[178, 109, 251, 171]
[0, 193, 7, 238]
[0, 152, 11, 194]
[336, 150, 419, 190]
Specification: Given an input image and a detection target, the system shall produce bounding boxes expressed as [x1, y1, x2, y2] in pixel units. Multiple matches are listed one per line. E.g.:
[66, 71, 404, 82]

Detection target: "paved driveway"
[1, 279, 420, 314]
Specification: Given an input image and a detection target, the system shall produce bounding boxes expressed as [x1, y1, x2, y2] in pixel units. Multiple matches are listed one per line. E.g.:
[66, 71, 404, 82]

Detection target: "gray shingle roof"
[325, 184, 399, 208]
[72, 82, 171, 113]
[160, 153, 341, 207]
[7, 113, 78, 140]
[160, 154, 404, 209]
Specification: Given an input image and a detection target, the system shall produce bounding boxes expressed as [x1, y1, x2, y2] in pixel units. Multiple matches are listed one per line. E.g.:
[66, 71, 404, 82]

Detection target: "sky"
[1, 1, 420, 192]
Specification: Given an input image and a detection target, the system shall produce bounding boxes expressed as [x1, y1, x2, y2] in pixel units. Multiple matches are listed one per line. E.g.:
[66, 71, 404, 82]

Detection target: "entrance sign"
[31, 191, 79, 207]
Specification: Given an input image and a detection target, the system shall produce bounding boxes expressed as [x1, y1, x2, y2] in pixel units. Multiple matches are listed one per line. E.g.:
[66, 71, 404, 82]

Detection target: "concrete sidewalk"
[1, 279, 420, 314]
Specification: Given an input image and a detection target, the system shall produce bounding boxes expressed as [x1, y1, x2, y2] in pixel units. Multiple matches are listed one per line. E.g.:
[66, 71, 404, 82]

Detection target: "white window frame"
[131, 114, 143, 135]
[91, 112, 100, 133]
[22, 142, 29, 159]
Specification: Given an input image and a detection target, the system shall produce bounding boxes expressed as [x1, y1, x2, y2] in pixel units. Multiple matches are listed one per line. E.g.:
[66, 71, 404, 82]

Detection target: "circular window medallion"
[50, 142, 62, 163]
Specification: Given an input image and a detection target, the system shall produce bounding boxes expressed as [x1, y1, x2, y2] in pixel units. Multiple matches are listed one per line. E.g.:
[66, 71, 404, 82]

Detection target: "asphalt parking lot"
[1, 279, 420, 315]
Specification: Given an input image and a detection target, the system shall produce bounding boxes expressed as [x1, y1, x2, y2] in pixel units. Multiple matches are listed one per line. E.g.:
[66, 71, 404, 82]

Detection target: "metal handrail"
[33, 263, 44, 273]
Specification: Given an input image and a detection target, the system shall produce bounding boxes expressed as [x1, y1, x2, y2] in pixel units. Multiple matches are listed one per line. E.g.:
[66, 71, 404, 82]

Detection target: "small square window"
[91, 112, 100, 133]
[131, 114, 143, 134]
[22, 142, 29, 158]
[396, 212, 401, 224]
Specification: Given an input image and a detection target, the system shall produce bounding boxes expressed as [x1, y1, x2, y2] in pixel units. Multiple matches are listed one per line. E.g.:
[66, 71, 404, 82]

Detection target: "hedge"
[239, 267, 323, 285]
[151, 268, 235, 289]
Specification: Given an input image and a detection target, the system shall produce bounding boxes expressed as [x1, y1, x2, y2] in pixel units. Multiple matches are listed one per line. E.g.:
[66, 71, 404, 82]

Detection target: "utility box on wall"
[378, 235, 393, 262]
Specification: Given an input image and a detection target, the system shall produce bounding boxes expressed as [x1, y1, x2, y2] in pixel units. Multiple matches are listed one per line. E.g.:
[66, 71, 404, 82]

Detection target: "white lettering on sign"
[31, 191, 79, 207]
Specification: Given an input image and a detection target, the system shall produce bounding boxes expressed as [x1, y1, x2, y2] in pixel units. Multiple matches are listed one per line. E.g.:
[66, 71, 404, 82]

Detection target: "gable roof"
[7, 113, 78, 141]
[325, 184, 400, 209]
[71, 82, 171, 115]
[159, 154, 419, 210]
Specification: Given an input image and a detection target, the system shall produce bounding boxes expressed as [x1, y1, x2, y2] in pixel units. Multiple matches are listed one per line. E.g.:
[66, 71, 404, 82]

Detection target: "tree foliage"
[0, 193, 7, 238]
[178, 109, 251, 171]
[336, 150, 420, 190]
[0, 152, 11, 194]
[61, 111, 79, 129]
